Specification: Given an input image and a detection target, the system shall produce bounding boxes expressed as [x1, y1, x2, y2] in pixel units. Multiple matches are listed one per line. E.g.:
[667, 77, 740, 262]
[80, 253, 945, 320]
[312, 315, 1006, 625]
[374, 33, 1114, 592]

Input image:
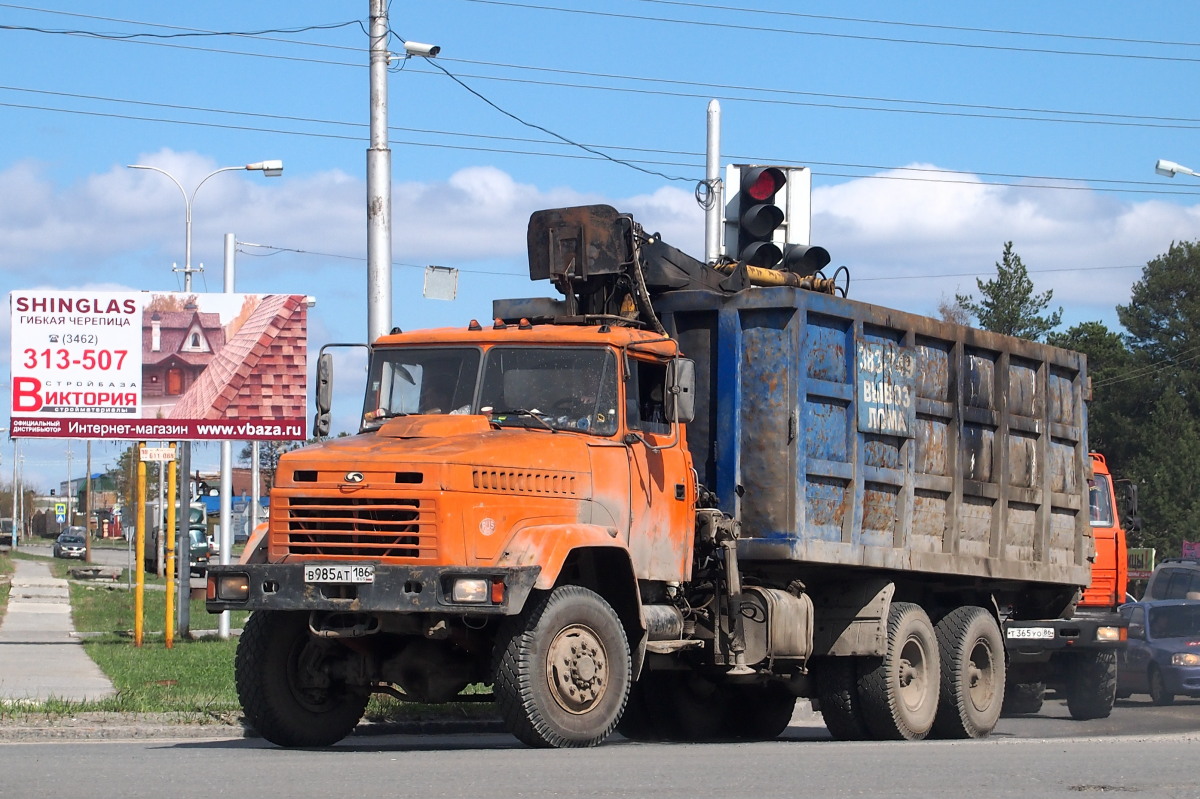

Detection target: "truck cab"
[1082, 452, 1131, 610]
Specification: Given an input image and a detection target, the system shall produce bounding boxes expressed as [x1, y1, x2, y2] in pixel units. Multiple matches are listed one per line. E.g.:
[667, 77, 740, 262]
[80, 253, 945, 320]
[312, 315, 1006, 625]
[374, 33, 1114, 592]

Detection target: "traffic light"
[730, 166, 787, 267]
[724, 164, 819, 271]
[782, 244, 831, 277]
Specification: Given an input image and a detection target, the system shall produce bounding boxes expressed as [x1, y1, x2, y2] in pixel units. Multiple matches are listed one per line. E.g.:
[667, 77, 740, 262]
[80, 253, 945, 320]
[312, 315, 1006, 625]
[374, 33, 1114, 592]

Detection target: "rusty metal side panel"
[656, 287, 1091, 588]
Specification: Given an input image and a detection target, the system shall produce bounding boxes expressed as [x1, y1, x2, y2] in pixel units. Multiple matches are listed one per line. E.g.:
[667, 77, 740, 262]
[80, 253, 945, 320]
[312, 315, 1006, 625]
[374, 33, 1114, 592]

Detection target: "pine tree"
[956, 242, 1062, 341]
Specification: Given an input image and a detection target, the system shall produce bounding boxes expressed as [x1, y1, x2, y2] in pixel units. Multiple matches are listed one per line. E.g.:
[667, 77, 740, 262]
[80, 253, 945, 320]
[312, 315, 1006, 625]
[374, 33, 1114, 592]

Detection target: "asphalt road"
[0, 725, 1195, 799]
[21, 539, 207, 590]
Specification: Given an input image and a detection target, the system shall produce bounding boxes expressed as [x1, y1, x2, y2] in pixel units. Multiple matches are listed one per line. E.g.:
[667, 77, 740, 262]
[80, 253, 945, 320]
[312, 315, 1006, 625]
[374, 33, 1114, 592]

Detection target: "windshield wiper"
[485, 408, 557, 433]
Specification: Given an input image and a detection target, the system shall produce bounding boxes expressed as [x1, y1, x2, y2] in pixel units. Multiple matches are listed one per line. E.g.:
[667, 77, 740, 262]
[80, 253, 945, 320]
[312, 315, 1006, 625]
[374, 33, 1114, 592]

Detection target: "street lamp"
[1155, 159, 1200, 179]
[126, 158, 282, 636]
[126, 160, 284, 290]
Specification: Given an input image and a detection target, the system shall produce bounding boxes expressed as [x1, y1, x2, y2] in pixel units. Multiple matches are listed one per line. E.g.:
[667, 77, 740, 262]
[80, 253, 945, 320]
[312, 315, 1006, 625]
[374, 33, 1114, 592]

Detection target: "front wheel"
[493, 585, 631, 748]
[1001, 680, 1045, 716]
[235, 610, 368, 747]
[1066, 650, 1117, 720]
[1148, 665, 1175, 706]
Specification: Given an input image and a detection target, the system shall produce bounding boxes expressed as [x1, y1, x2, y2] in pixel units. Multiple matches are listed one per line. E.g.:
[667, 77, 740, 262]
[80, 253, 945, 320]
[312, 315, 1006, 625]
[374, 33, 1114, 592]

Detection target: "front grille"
[283, 496, 436, 559]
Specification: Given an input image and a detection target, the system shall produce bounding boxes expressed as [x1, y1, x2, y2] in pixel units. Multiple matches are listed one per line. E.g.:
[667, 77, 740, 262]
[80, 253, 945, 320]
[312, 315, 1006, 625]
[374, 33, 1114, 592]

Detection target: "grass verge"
[0, 550, 497, 726]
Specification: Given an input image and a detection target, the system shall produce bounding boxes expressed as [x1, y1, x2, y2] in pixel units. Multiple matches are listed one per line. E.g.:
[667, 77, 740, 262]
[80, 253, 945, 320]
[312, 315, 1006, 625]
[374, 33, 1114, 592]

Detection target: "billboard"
[9, 290, 308, 441]
[1128, 547, 1156, 581]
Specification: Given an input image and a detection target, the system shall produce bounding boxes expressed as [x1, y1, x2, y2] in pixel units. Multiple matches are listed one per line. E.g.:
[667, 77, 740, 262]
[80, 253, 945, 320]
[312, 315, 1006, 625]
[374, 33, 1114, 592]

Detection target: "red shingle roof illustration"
[142, 309, 225, 366]
[168, 295, 308, 420]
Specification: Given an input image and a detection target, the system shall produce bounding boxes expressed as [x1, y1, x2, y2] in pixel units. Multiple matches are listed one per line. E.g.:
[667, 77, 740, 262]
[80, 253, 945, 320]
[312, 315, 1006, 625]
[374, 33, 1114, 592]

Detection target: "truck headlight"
[451, 577, 489, 603]
[1171, 652, 1200, 667]
[214, 573, 250, 602]
[1095, 626, 1123, 642]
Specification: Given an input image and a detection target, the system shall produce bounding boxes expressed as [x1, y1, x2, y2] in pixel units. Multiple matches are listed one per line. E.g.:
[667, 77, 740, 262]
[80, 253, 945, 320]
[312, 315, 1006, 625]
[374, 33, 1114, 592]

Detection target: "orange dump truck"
[208, 205, 1124, 748]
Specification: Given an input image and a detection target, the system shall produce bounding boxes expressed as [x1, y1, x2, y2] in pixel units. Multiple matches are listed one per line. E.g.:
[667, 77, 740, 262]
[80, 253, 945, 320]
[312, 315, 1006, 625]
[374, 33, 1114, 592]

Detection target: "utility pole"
[367, 0, 392, 344]
[217, 232, 236, 640]
[65, 441, 73, 531]
[85, 441, 92, 562]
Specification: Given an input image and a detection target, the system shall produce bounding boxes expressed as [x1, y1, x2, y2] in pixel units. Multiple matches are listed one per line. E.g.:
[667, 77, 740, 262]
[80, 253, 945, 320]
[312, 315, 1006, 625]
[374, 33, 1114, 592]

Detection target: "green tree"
[1117, 240, 1200, 400]
[1110, 240, 1200, 556]
[956, 242, 1063, 341]
[1125, 386, 1200, 555]
[1046, 321, 1140, 463]
[237, 440, 298, 491]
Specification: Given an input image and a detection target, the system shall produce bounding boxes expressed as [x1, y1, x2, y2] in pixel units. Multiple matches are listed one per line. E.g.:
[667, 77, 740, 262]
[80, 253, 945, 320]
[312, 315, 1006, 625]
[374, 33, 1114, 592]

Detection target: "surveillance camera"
[404, 41, 441, 58]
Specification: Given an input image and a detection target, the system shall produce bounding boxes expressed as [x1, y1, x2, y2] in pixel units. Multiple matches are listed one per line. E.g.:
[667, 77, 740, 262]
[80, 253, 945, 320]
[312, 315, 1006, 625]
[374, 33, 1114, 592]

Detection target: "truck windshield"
[362, 346, 619, 435]
[363, 348, 482, 428]
[1088, 474, 1114, 527]
[479, 347, 619, 435]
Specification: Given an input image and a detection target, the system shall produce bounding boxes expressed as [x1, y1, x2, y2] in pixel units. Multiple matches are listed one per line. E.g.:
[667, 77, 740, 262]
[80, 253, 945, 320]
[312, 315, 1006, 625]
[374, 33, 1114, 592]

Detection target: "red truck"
[208, 205, 1124, 747]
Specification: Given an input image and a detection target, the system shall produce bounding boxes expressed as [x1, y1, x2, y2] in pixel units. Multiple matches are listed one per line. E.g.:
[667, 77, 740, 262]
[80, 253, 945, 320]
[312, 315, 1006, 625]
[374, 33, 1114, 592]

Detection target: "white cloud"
[5, 156, 1200, 490]
[811, 165, 1183, 327]
[2, 155, 1194, 329]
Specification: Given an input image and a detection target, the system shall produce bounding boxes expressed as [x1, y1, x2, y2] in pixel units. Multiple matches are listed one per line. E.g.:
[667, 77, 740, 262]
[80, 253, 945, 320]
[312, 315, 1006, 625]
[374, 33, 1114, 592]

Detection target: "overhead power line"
[438, 57, 1200, 129]
[629, 0, 1200, 50]
[463, 0, 1200, 64]
[4, 86, 1200, 197]
[4, 11, 1197, 131]
[238, 241, 1149, 284]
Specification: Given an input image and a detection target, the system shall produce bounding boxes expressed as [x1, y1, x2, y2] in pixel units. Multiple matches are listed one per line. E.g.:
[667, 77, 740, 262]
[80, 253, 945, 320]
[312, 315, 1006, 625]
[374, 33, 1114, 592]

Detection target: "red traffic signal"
[735, 167, 788, 267]
[743, 167, 786, 202]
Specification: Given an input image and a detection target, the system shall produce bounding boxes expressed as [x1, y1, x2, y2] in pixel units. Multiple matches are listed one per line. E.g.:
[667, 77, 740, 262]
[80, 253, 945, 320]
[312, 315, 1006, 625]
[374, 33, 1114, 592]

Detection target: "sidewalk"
[0, 559, 116, 703]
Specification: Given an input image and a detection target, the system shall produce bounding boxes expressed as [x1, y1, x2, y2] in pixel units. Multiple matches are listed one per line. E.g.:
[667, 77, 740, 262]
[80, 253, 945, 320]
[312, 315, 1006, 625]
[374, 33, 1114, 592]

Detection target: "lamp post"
[0, 427, 9, 548]
[127, 161, 284, 291]
[126, 159, 283, 636]
[1154, 159, 1200, 179]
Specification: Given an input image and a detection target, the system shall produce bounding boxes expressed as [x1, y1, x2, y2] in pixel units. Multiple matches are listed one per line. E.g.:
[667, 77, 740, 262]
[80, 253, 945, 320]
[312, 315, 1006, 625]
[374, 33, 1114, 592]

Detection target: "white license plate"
[1006, 626, 1054, 640]
[304, 564, 375, 584]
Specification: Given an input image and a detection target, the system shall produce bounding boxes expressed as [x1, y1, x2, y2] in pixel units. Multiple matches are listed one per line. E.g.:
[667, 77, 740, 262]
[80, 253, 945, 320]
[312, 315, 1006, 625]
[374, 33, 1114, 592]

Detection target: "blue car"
[1117, 600, 1200, 705]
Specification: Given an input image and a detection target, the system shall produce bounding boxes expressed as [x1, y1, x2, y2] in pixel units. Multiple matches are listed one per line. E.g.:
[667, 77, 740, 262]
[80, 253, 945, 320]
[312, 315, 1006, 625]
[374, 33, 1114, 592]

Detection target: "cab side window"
[628, 359, 669, 435]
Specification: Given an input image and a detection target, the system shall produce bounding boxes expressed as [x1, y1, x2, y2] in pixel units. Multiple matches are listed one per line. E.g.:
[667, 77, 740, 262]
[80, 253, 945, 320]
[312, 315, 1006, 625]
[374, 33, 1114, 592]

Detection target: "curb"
[0, 714, 508, 742]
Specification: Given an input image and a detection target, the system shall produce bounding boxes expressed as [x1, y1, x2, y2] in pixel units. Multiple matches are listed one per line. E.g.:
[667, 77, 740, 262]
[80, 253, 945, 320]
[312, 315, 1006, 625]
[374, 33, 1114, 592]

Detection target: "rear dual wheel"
[932, 606, 1005, 738]
[618, 671, 795, 742]
[858, 603, 941, 740]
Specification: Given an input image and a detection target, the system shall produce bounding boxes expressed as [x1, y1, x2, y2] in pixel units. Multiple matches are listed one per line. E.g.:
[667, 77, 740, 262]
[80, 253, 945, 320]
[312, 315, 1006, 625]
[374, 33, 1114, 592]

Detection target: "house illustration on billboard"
[167, 294, 307, 421]
[142, 301, 226, 416]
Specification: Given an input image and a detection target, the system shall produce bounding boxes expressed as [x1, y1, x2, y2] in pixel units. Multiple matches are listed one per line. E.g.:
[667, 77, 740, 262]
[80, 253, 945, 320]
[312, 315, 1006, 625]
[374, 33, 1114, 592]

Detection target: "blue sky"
[5, 1, 1200, 489]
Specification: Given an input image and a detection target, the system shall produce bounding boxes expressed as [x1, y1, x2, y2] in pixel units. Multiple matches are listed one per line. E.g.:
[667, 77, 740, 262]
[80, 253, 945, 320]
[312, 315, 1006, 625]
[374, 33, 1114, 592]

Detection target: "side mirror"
[314, 351, 333, 437]
[665, 358, 696, 424]
[1128, 622, 1144, 640]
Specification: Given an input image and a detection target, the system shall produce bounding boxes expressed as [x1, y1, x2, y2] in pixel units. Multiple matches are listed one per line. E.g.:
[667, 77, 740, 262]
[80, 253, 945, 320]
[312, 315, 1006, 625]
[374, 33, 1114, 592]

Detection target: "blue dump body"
[656, 286, 1093, 588]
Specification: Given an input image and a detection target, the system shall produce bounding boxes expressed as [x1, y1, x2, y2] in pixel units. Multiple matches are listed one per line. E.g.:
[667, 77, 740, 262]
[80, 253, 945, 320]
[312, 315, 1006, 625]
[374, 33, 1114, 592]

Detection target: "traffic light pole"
[704, 100, 722, 265]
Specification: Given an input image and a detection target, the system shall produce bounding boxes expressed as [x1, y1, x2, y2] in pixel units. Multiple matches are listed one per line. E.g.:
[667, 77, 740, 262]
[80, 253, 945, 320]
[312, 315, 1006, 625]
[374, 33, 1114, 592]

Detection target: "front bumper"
[1004, 612, 1127, 663]
[205, 563, 541, 616]
[1163, 663, 1200, 696]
